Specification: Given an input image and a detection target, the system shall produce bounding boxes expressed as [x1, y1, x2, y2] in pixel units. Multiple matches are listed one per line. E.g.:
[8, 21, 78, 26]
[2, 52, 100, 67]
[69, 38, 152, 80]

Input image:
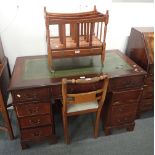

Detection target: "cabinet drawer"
[19, 115, 52, 129]
[21, 126, 52, 141]
[111, 114, 135, 126]
[15, 102, 51, 117]
[112, 89, 142, 105]
[111, 104, 137, 116]
[12, 87, 50, 103]
[109, 75, 144, 91]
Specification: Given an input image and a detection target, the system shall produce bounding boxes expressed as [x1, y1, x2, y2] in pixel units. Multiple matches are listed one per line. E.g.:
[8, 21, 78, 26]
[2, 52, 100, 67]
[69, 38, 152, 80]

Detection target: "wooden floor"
[50, 35, 102, 50]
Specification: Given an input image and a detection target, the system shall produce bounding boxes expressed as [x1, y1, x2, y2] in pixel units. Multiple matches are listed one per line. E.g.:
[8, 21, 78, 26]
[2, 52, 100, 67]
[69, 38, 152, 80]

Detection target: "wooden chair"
[44, 6, 109, 71]
[61, 75, 109, 144]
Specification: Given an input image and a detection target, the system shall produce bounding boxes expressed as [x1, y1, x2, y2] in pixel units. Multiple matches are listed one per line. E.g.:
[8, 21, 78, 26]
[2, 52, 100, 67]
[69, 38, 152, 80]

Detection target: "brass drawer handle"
[17, 94, 21, 98]
[33, 132, 41, 137]
[29, 119, 40, 125]
[32, 101, 39, 104]
[28, 107, 39, 114]
[113, 101, 120, 105]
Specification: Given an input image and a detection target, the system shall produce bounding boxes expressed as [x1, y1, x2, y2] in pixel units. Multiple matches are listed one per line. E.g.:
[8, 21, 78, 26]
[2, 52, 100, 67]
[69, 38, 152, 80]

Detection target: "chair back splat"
[44, 6, 109, 71]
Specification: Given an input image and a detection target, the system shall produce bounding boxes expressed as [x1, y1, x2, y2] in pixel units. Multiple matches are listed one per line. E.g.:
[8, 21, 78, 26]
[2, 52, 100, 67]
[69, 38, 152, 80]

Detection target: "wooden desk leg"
[104, 128, 112, 136]
[126, 123, 135, 132]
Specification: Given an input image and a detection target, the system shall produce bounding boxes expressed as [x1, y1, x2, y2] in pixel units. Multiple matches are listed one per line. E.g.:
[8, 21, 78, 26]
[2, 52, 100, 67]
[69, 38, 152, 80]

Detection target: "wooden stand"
[44, 6, 109, 71]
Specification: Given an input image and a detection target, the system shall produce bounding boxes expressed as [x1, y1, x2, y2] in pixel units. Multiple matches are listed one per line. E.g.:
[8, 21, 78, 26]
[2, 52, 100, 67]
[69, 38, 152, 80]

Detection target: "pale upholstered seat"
[67, 101, 98, 113]
[61, 75, 109, 144]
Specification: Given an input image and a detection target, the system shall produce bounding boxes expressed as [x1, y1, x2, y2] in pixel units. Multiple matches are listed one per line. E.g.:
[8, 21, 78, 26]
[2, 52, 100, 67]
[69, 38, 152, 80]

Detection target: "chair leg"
[62, 111, 70, 144]
[94, 111, 101, 138]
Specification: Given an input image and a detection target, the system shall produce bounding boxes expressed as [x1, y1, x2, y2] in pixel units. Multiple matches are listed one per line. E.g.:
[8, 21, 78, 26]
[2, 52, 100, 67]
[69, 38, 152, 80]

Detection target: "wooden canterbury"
[44, 6, 109, 71]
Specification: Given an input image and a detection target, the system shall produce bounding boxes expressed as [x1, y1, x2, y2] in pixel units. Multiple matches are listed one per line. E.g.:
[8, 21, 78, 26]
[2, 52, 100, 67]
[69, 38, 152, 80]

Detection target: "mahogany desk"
[9, 50, 146, 149]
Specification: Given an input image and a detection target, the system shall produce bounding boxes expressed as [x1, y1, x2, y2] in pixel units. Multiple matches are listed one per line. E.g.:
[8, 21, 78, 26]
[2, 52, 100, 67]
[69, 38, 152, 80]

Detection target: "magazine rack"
[44, 6, 109, 71]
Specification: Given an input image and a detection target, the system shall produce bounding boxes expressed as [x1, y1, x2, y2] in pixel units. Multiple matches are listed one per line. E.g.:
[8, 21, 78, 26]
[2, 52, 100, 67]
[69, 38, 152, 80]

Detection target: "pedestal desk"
[9, 50, 146, 148]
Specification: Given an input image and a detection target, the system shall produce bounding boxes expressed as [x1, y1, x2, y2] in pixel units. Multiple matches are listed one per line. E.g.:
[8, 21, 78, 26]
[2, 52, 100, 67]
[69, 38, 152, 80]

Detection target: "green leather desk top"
[23, 51, 132, 80]
[9, 50, 146, 90]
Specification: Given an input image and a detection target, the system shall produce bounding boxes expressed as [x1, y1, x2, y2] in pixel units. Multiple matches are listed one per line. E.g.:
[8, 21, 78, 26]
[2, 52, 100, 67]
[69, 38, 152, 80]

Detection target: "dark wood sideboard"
[0, 37, 14, 139]
[126, 27, 154, 116]
[9, 50, 146, 149]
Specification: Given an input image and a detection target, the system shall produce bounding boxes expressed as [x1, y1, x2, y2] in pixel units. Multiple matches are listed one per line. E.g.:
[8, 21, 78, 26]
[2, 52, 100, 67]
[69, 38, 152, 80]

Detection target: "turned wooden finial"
[94, 5, 97, 12]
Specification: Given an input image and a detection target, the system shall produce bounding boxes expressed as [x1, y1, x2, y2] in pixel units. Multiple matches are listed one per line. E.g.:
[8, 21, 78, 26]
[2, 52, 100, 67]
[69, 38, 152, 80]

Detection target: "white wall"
[0, 0, 154, 70]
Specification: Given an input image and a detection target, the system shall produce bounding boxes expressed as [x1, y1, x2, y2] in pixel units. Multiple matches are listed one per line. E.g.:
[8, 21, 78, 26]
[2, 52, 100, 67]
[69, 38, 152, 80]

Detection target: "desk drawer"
[15, 102, 51, 117]
[19, 115, 52, 129]
[111, 104, 137, 116]
[12, 87, 50, 103]
[21, 126, 52, 141]
[112, 89, 142, 105]
[109, 75, 144, 91]
[111, 114, 135, 126]
[110, 104, 137, 126]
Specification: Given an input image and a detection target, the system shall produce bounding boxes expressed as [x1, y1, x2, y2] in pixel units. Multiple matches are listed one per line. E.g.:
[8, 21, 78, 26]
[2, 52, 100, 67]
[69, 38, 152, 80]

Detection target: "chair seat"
[67, 101, 98, 113]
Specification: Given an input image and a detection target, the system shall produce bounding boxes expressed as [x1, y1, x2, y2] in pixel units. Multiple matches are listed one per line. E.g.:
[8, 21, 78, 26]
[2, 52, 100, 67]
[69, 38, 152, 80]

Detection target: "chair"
[61, 75, 109, 144]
